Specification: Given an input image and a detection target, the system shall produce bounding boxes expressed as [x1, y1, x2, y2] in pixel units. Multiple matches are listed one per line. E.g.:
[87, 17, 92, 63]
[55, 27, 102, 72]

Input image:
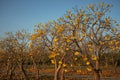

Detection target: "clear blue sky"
[0, 0, 120, 38]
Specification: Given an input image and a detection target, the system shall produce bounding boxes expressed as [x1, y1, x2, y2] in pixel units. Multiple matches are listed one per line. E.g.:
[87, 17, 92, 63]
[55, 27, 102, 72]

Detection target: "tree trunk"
[36, 69, 39, 80]
[60, 68, 64, 80]
[20, 63, 29, 80]
[94, 71, 100, 80]
[6, 61, 11, 79]
[113, 61, 118, 73]
[31, 56, 40, 80]
[9, 69, 13, 80]
[54, 70, 59, 80]
[54, 65, 61, 80]
[54, 54, 65, 80]
[54, 58, 59, 80]
[8, 63, 17, 80]
[105, 56, 109, 68]
[94, 60, 100, 80]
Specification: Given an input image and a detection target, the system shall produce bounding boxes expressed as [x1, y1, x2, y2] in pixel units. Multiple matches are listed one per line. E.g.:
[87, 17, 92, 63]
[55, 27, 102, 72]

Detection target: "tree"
[59, 3, 120, 80]
[30, 22, 69, 80]
[29, 27, 50, 79]
[0, 30, 30, 80]
[28, 2, 120, 80]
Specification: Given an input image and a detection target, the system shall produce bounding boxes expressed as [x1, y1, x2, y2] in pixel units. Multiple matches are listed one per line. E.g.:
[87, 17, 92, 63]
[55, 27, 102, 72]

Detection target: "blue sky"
[0, 0, 120, 38]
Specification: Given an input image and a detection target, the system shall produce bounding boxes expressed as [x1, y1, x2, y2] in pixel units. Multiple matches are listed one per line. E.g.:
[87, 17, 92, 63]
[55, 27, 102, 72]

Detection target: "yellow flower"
[54, 38, 58, 42]
[64, 69, 68, 72]
[89, 48, 93, 51]
[63, 64, 66, 67]
[77, 70, 81, 73]
[82, 33, 86, 37]
[51, 60, 55, 64]
[71, 36, 76, 39]
[49, 52, 57, 58]
[57, 27, 64, 33]
[92, 56, 97, 61]
[84, 19, 88, 23]
[87, 67, 92, 71]
[78, 63, 81, 66]
[29, 52, 33, 56]
[104, 36, 110, 40]
[80, 14, 83, 17]
[74, 51, 79, 55]
[66, 48, 69, 51]
[109, 41, 113, 45]
[91, 55, 97, 61]
[86, 61, 90, 65]
[29, 42, 33, 48]
[75, 18, 79, 24]
[100, 41, 104, 45]
[59, 61, 62, 64]
[112, 48, 115, 50]
[66, 39, 71, 43]
[65, 16, 69, 18]
[30, 34, 38, 40]
[105, 19, 110, 26]
[88, 43, 92, 47]
[115, 41, 119, 45]
[78, 38, 82, 41]
[38, 29, 45, 36]
[97, 12, 101, 19]
[70, 64, 73, 67]
[74, 58, 78, 60]
[83, 57, 88, 61]
[101, 2, 104, 7]
[112, 28, 117, 32]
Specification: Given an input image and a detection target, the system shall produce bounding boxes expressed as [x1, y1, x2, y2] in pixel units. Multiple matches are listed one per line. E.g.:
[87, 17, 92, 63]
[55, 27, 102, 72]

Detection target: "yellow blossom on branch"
[70, 64, 73, 67]
[63, 64, 66, 67]
[105, 19, 110, 26]
[76, 70, 81, 73]
[65, 15, 69, 19]
[86, 61, 90, 65]
[59, 61, 62, 65]
[87, 67, 92, 71]
[49, 52, 58, 58]
[30, 33, 38, 40]
[80, 14, 83, 17]
[51, 60, 55, 64]
[74, 51, 79, 55]
[66, 48, 69, 51]
[64, 69, 68, 72]
[83, 57, 88, 61]
[97, 12, 101, 19]
[54, 38, 59, 42]
[74, 58, 78, 60]
[38, 29, 45, 36]
[91, 55, 97, 61]
[66, 39, 71, 43]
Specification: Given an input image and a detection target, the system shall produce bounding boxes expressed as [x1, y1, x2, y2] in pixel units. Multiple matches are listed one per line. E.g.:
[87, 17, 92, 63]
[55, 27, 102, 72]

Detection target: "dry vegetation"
[0, 2, 120, 80]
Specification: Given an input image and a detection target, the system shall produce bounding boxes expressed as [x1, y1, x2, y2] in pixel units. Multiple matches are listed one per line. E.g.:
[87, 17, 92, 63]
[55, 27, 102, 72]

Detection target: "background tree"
[29, 26, 50, 79]
[0, 30, 30, 80]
